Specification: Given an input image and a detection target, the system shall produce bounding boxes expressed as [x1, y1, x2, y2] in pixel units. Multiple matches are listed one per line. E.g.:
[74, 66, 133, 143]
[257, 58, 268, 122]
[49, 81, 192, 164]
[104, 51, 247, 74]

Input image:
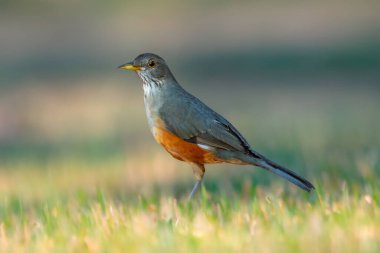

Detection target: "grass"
[0, 153, 379, 253]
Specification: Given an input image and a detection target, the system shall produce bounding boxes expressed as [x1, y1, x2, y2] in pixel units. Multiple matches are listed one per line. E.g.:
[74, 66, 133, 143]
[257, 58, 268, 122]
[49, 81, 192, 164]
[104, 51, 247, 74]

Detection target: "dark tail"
[215, 149, 315, 192]
[255, 155, 315, 192]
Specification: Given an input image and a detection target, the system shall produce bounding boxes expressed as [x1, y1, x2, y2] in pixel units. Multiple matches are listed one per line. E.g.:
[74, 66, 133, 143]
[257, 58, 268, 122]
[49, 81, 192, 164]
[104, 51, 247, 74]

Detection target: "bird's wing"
[188, 119, 251, 153]
[159, 92, 253, 154]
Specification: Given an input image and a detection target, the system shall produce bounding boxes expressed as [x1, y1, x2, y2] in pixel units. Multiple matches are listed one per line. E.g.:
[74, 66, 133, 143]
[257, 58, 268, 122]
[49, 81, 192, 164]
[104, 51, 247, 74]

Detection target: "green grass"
[0, 156, 379, 253]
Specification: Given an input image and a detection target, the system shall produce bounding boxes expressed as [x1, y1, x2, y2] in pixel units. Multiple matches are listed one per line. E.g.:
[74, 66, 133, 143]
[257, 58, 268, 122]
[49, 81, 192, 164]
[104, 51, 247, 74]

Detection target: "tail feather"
[214, 149, 315, 191]
[257, 156, 315, 192]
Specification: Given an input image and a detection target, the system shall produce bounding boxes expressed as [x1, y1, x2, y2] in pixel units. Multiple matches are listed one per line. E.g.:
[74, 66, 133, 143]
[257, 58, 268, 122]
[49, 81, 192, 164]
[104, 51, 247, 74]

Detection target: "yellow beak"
[118, 62, 141, 71]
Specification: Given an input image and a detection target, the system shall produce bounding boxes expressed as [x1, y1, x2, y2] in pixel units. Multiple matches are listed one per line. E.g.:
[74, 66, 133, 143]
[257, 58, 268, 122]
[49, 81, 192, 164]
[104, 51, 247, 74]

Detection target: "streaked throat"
[137, 71, 163, 96]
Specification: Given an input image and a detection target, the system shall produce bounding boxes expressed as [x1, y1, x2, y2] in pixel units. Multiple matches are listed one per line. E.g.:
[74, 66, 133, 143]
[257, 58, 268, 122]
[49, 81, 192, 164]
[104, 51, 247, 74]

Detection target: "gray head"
[118, 53, 175, 85]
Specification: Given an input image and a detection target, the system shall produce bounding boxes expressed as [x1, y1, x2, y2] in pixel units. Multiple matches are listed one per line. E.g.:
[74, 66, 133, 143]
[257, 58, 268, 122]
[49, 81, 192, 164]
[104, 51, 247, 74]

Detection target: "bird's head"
[118, 53, 173, 85]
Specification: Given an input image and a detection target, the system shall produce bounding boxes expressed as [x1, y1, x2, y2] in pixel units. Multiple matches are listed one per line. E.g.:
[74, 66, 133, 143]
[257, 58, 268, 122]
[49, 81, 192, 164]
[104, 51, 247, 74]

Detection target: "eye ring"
[148, 60, 156, 68]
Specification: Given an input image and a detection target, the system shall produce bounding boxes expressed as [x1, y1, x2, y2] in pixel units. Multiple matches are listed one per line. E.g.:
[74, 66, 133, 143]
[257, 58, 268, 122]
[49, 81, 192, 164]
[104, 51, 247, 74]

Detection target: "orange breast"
[152, 120, 222, 164]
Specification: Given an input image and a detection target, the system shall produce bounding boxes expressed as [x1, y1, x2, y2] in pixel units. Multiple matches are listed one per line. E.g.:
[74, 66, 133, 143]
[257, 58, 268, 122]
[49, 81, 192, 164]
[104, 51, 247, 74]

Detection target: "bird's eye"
[148, 60, 156, 68]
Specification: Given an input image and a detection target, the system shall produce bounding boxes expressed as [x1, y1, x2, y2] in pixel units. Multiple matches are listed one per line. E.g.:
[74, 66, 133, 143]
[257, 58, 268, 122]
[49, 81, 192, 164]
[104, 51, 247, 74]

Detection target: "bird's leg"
[189, 180, 202, 200]
[188, 163, 205, 200]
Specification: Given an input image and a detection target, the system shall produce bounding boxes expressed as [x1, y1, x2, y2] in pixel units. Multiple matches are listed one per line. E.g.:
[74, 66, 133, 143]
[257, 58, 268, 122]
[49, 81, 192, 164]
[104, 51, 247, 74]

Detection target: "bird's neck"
[142, 81, 162, 98]
[137, 71, 180, 98]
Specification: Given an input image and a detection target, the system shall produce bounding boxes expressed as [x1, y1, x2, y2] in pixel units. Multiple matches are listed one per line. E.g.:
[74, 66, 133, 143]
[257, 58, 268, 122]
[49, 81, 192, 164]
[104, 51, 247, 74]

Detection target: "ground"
[0, 151, 379, 253]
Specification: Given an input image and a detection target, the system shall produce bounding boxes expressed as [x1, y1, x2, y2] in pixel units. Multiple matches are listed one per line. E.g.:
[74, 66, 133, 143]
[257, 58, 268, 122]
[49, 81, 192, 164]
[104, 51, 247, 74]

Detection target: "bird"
[119, 53, 314, 199]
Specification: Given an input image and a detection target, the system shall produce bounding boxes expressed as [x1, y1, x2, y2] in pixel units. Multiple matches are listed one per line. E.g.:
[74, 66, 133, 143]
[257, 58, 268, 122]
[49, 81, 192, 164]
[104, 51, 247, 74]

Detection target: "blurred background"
[0, 0, 379, 199]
